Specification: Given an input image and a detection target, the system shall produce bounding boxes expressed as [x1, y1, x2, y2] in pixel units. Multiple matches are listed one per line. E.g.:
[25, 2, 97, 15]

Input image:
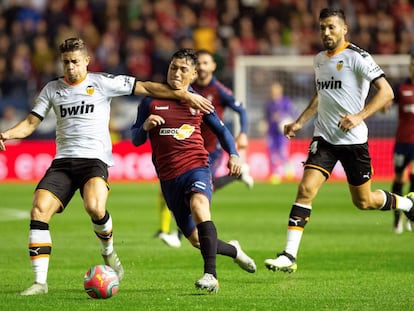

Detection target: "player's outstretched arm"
[338, 77, 394, 133]
[134, 81, 214, 113]
[285, 94, 318, 139]
[203, 112, 241, 176]
[0, 114, 41, 151]
[357, 77, 394, 120]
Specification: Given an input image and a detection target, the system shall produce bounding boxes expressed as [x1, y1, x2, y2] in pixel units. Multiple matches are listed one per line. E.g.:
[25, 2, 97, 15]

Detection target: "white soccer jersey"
[32, 73, 136, 166]
[313, 43, 384, 145]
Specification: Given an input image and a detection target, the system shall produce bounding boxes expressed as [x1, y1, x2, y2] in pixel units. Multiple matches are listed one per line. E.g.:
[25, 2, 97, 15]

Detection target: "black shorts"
[36, 158, 109, 209]
[304, 137, 372, 186]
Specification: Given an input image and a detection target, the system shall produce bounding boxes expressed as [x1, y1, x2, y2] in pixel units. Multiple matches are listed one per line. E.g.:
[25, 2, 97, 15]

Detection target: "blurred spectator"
[0, 105, 24, 133]
[125, 35, 152, 80]
[3, 42, 33, 113]
[237, 16, 259, 54]
[43, 0, 70, 43]
[151, 32, 176, 82]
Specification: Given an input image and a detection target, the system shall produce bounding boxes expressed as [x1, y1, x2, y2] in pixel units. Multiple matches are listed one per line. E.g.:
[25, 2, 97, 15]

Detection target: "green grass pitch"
[1, 181, 413, 311]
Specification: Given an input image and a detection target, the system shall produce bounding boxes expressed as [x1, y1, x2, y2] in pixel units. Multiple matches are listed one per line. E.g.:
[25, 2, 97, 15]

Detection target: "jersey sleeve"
[217, 85, 248, 134]
[31, 82, 54, 120]
[203, 111, 238, 156]
[354, 52, 384, 83]
[98, 73, 137, 97]
[131, 97, 152, 146]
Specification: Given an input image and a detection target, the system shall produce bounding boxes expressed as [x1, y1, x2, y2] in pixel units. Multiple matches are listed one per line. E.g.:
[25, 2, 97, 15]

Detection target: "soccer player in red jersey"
[152, 50, 253, 248]
[391, 54, 414, 233]
[131, 49, 256, 293]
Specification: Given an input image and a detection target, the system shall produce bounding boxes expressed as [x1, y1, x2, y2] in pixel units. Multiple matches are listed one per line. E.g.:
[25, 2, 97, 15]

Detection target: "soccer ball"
[83, 264, 119, 299]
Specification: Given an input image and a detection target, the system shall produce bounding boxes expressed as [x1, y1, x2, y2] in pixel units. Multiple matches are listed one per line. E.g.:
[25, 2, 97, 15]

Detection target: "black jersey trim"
[30, 111, 44, 121]
[346, 43, 369, 58]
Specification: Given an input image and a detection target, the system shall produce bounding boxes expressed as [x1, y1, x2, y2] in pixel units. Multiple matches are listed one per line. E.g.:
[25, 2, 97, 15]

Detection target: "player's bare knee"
[30, 204, 53, 222]
[297, 183, 316, 201]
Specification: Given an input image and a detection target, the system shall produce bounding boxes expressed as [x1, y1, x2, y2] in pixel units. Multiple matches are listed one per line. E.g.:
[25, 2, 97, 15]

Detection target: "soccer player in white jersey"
[264, 8, 414, 273]
[0, 37, 213, 296]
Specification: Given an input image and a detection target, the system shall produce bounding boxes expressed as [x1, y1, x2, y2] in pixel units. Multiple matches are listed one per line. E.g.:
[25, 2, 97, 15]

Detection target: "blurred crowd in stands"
[0, 0, 414, 138]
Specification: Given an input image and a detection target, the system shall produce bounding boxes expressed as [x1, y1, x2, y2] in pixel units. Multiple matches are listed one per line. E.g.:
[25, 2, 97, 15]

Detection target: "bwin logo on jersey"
[86, 85, 95, 96]
[60, 101, 94, 117]
[159, 124, 195, 140]
[316, 77, 342, 90]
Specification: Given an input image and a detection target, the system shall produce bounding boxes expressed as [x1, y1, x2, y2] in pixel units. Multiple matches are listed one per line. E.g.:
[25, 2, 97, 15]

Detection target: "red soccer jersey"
[395, 82, 414, 143]
[146, 98, 209, 180]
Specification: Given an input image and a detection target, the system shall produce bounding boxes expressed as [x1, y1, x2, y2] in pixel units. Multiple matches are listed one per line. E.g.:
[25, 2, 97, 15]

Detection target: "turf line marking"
[0, 208, 30, 222]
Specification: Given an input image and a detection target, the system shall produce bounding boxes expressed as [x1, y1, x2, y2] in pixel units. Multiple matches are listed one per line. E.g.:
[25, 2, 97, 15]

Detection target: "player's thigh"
[82, 177, 109, 219]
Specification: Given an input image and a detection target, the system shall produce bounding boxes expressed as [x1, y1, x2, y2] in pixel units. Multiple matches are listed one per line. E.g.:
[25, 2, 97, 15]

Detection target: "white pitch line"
[0, 208, 30, 222]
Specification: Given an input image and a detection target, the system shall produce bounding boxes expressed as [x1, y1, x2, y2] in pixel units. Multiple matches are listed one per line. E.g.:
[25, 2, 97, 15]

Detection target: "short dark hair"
[319, 8, 346, 21]
[171, 48, 198, 67]
[59, 38, 87, 54]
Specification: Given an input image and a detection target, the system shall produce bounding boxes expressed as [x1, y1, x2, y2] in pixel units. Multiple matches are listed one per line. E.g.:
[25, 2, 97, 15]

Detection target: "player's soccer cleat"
[20, 282, 48, 296]
[228, 240, 256, 273]
[156, 231, 182, 248]
[393, 210, 403, 234]
[103, 251, 124, 281]
[404, 192, 414, 222]
[195, 273, 219, 293]
[240, 163, 254, 189]
[406, 219, 412, 232]
[264, 251, 297, 273]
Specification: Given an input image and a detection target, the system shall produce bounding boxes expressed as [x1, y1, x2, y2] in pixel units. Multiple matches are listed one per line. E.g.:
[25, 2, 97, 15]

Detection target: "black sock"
[197, 221, 218, 277]
[217, 239, 237, 258]
[380, 190, 397, 211]
[392, 182, 403, 196]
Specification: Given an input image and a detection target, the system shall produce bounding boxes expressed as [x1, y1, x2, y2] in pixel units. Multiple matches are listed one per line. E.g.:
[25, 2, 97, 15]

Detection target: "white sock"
[396, 195, 413, 212]
[285, 229, 303, 258]
[284, 203, 312, 258]
[93, 215, 114, 256]
[29, 229, 51, 284]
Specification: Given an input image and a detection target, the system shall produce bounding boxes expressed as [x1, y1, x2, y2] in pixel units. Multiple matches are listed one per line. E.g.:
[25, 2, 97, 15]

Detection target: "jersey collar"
[326, 41, 350, 57]
[64, 74, 87, 86]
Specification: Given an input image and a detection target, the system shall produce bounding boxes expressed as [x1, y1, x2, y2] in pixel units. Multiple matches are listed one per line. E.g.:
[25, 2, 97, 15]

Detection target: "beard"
[323, 38, 337, 52]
